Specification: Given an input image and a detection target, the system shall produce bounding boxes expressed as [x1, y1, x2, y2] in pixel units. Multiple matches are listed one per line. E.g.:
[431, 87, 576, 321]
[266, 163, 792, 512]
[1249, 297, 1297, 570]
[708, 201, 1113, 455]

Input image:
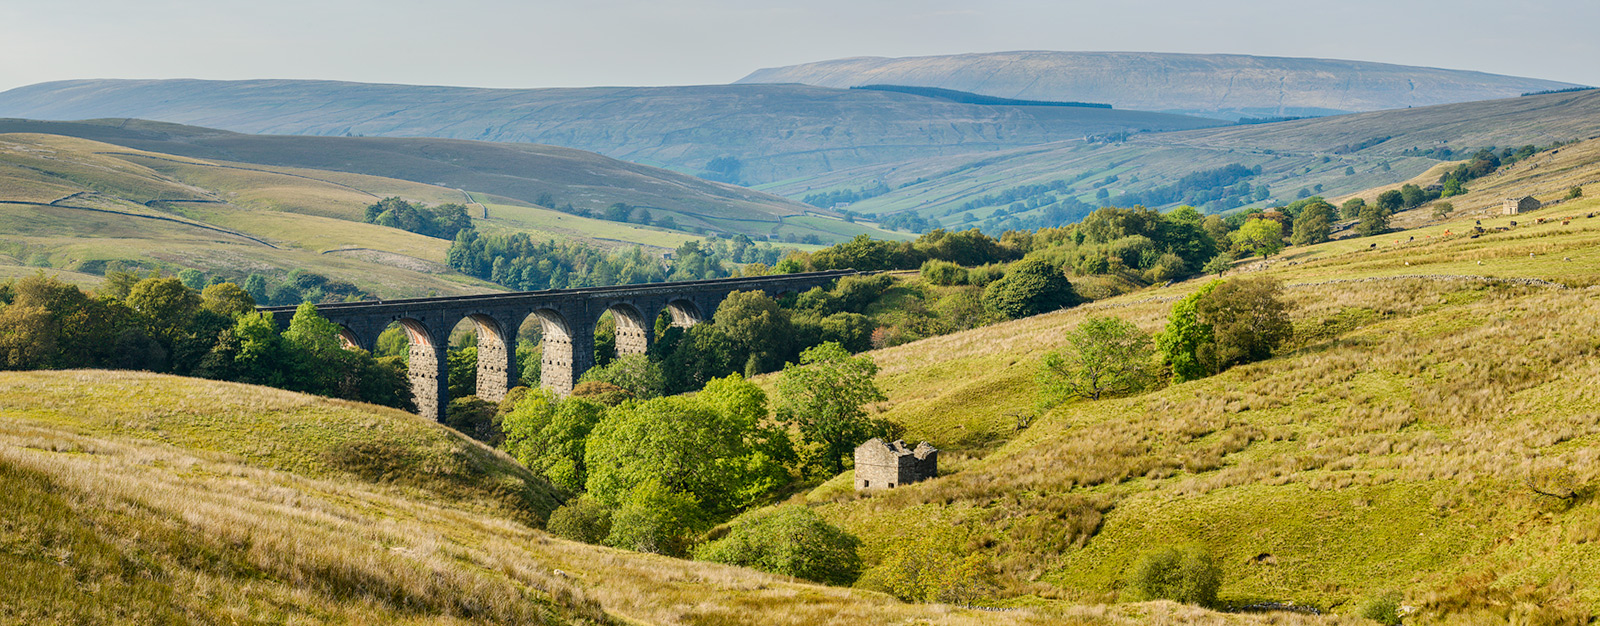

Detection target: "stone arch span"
[335, 325, 364, 351]
[665, 299, 704, 328]
[606, 303, 652, 357]
[461, 313, 513, 402]
[530, 308, 593, 395]
[393, 317, 447, 422]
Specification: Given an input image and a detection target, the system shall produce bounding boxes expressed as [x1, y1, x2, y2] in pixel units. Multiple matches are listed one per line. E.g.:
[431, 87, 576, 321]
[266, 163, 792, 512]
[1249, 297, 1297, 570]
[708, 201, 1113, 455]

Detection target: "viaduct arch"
[261, 270, 856, 421]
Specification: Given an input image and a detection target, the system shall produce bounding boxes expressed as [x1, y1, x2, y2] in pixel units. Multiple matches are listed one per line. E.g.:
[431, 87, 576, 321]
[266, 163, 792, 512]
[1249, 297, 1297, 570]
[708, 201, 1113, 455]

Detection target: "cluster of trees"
[701, 156, 744, 184]
[448, 232, 787, 291]
[238, 270, 371, 306]
[363, 197, 474, 240]
[0, 273, 409, 408]
[779, 229, 1020, 274]
[801, 183, 891, 209]
[1437, 144, 1557, 197]
[879, 212, 936, 233]
[1038, 276, 1292, 408]
[501, 343, 885, 582]
[1104, 164, 1265, 214]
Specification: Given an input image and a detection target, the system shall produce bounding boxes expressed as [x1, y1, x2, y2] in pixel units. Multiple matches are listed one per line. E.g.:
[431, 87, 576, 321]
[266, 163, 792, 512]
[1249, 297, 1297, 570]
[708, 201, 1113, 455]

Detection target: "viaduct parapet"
[260, 271, 856, 421]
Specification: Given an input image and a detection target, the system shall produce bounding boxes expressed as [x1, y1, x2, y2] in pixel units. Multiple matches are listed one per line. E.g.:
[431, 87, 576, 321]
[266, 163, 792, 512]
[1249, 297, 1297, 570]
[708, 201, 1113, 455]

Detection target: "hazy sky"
[3, 0, 1596, 92]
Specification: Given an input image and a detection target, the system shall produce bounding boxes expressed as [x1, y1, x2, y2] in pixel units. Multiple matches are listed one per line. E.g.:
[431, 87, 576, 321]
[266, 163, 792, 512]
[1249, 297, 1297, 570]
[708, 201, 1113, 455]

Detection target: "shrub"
[1130, 546, 1222, 607]
[1569, 185, 1584, 199]
[834, 274, 894, 313]
[856, 522, 997, 604]
[1156, 280, 1221, 382]
[546, 495, 612, 544]
[1361, 591, 1403, 625]
[1143, 253, 1187, 283]
[694, 506, 862, 585]
[920, 259, 969, 286]
[570, 381, 632, 406]
[964, 263, 1007, 287]
[578, 354, 665, 399]
[1201, 251, 1235, 276]
[982, 258, 1082, 319]
[605, 480, 705, 557]
[1196, 276, 1292, 372]
[443, 396, 501, 445]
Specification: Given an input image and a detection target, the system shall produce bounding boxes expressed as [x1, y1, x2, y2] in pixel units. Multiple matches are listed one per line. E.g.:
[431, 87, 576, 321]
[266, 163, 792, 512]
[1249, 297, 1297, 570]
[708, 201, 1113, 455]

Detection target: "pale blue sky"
[2, 0, 1595, 92]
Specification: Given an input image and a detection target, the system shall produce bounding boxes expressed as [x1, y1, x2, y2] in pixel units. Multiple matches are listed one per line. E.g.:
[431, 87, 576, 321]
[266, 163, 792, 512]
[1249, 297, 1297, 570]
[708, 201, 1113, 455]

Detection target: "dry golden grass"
[0, 370, 1359, 625]
[808, 263, 1600, 620]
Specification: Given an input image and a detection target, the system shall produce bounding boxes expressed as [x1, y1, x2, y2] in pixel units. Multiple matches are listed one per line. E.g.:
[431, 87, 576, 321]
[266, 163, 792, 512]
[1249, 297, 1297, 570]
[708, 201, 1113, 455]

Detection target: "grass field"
[0, 370, 1369, 625]
[759, 89, 1600, 229]
[759, 157, 1600, 621]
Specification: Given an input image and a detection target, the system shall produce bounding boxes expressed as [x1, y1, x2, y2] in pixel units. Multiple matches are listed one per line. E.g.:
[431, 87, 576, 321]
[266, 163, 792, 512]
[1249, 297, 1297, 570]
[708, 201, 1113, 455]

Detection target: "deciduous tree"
[1039, 315, 1156, 405]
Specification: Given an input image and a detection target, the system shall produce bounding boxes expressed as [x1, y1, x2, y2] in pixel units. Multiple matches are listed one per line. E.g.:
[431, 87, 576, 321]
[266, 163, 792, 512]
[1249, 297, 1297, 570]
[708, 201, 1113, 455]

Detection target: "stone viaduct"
[261, 270, 857, 421]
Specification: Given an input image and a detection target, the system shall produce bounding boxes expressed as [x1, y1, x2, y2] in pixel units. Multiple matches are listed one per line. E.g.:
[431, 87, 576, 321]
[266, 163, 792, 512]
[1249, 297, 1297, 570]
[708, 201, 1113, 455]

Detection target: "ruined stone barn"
[1504, 196, 1542, 215]
[854, 438, 938, 490]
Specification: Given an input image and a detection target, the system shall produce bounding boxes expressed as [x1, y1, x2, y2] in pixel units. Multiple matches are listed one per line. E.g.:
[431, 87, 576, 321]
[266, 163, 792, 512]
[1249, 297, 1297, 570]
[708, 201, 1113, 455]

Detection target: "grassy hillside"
[0, 132, 506, 296]
[0, 80, 1220, 185]
[779, 166, 1600, 620]
[0, 118, 895, 243]
[737, 51, 1585, 119]
[763, 89, 1600, 232]
[0, 370, 1364, 625]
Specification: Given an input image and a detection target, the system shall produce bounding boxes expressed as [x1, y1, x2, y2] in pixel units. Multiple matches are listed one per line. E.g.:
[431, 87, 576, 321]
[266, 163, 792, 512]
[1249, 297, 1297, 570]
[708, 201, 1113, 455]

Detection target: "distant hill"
[737, 51, 1587, 120]
[0, 118, 907, 244]
[767, 89, 1600, 232]
[0, 79, 1220, 185]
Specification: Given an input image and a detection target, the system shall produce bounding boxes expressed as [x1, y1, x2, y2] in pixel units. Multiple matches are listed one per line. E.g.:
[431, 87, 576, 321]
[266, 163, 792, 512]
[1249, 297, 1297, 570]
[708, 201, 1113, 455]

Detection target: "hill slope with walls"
[0, 369, 1352, 625]
[0, 79, 1220, 185]
[0, 131, 508, 296]
[0, 118, 897, 244]
[768, 143, 1600, 619]
[766, 89, 1600, 232]
[737, 51, 1587, 119]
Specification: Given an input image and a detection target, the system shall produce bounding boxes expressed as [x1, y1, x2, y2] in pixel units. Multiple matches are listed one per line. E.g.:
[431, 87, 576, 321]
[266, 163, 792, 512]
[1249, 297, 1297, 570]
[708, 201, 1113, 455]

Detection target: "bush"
[1201, 251, 1235, 276]
[1568, 185, 1584, 200]
[964, 263, 1007, 287]
[570, 380, 632, 406]
[920, 259, 969, 286]
[982, 258, 1082, 319]
[578, 354, 664, 399]
[546, 495, 612, 544]
[1039, 315, 1156, 405]
[855, 523, 997, 605]
[1361, 591, 1403, 625]
[443, 396, 501, 445]
[1130, 546, 1222, 607]
[834, 274, 894, 314]
[605, 480, 705, 557]
[1195, 276, 1292, 372]
[694, 506, 862, 585]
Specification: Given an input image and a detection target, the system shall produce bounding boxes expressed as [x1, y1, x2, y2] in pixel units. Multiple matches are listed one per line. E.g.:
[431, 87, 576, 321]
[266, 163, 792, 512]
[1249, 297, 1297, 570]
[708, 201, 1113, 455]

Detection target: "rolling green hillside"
[0, 370, 1354, 626]
[772, 147, 1600, 621]
[0, 80, 1220, 185]
[764, 89, 1600, 232]
[0, 118, 899, 243]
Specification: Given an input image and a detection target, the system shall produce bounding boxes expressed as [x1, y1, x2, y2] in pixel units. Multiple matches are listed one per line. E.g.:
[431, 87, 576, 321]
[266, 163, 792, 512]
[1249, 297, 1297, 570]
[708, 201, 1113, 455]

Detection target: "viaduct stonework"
[261, 271, 857, 421]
